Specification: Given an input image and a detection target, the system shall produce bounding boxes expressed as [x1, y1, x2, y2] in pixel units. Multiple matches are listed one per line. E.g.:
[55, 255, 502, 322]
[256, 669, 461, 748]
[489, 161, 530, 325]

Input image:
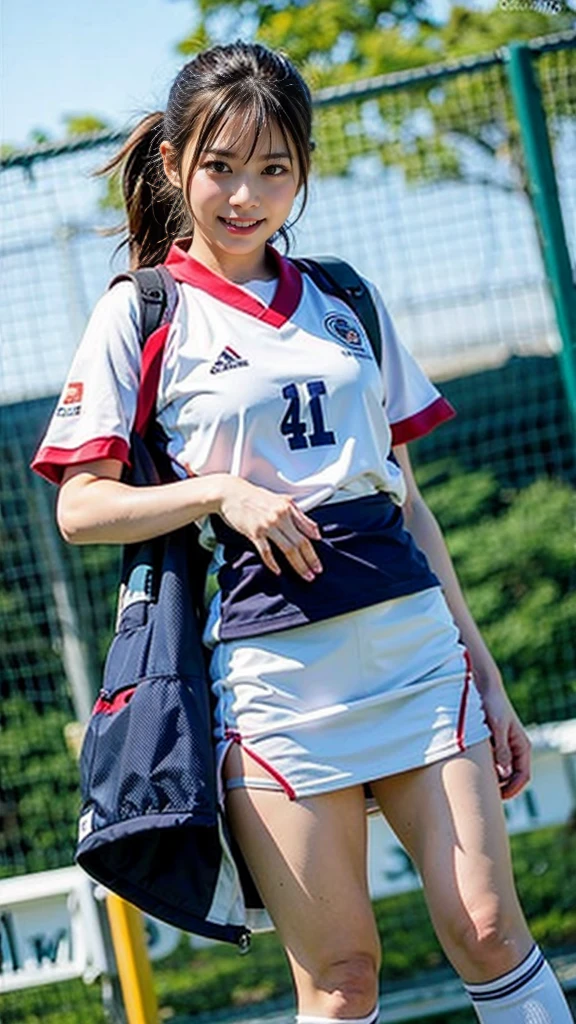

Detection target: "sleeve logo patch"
[63, 381, 84, 404]
[324, 313, 370, 359]
[56, 381, 84, 418]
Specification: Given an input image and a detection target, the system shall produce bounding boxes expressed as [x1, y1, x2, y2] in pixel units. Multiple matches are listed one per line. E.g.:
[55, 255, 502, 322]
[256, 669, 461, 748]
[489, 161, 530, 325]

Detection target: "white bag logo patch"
[78, 807, 94, 841]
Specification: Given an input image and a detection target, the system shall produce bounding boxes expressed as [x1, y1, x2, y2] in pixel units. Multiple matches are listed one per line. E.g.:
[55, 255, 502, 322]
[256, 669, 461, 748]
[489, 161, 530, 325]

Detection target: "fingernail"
[497, 764, 512, 778]
[305, 571, 315, 582]
[313, 563, 323, 573]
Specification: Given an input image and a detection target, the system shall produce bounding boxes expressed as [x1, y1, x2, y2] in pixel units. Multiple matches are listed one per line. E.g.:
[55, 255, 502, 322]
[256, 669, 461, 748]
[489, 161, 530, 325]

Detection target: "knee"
[441, 897, 527, 977]
[314, 950, 380, 1017]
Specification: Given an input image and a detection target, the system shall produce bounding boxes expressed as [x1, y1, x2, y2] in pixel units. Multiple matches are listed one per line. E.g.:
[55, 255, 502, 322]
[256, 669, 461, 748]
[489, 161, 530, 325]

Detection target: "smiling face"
[161, 113, 302, 279]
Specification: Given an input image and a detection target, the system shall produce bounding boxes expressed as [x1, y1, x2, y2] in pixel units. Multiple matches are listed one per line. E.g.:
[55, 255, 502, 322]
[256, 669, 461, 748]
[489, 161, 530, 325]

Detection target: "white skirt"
[207, 586, 490, 803]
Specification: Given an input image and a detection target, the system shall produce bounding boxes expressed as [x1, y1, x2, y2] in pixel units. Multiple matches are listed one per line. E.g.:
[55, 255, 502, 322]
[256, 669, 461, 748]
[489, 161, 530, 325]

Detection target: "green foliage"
[174, 0, 575, 190]
[155, 931, 291, 1016]
[0, 977, 107, 1024]
[177, 0, 574, 72]
[0, 698, 81, 878]
[65, 541, 121, 668]
[28, 129, 52, 145]
[430, 474, 576, 723]
[62, 114, 111, 136]
[98, 168, 124, 212]
[414, 459, 503, 528]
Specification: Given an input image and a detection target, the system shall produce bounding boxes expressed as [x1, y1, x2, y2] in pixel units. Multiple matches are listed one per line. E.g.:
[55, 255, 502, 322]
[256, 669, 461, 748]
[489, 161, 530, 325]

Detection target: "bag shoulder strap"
[109, 265, 178, 351]
[112, 258, 381, 363]
[293, 256, 382, 365]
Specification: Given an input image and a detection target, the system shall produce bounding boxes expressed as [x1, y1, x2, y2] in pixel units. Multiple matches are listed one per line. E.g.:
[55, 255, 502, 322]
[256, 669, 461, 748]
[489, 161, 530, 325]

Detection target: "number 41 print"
[280, 380, 337, 450]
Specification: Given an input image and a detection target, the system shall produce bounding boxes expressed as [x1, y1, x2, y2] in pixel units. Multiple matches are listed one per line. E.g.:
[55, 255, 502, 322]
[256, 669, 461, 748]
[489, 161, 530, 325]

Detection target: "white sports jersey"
[32, 241, 454, 514]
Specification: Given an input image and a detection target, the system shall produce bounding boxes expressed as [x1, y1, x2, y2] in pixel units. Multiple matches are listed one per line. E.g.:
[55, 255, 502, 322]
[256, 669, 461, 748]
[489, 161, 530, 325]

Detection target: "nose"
[229, 178, 259, 208]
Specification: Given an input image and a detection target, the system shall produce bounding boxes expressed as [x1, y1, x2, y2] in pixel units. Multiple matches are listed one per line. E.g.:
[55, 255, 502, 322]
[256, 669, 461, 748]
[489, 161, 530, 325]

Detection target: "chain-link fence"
[1, 29, 576, 1024]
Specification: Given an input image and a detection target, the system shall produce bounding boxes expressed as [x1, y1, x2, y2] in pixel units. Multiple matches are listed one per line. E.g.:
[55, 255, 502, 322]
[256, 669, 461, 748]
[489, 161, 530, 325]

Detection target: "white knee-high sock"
[296, 1005, 379, 1024]
[464, 944, 573, 1022]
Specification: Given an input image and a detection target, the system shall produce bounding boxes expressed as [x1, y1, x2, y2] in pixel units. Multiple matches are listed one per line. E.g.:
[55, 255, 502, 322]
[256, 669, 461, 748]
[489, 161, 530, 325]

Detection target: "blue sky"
[4, 0, 472, 148]
[3, 0, 197, 146]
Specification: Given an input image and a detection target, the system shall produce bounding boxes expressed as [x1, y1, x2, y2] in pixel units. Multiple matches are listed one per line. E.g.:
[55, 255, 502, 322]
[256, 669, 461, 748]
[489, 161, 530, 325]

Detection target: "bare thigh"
[222, 744, 381, 1018]
[370, 739, 533, 982]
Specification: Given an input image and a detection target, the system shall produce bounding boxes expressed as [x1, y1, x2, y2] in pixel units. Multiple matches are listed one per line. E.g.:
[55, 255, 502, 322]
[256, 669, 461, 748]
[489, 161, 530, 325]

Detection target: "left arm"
[393, 443, 531, 799]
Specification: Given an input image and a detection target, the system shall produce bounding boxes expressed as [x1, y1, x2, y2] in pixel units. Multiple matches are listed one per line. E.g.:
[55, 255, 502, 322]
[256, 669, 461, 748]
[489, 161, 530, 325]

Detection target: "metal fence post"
[506, 41, 576, 438]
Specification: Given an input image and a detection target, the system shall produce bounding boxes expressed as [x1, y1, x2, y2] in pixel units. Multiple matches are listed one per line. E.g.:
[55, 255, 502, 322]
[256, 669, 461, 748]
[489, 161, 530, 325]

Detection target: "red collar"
[164, 239, 302, 329]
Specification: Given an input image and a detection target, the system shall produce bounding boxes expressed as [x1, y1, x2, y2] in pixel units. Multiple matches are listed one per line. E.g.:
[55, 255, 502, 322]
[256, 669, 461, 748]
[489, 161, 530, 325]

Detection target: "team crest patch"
[56, 380, 84, 418]
[324, 313, 370, 357]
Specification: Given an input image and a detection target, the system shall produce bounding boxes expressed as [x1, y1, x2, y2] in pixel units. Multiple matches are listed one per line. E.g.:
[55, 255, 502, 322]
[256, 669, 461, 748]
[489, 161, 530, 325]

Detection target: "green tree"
[62, 114, 111, 136]
[177, 0, 573, 75]
[174, 1, 575, 189]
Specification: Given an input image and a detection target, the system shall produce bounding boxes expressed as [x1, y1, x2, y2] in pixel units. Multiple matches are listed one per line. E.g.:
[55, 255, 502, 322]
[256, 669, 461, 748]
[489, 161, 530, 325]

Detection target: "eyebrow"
[204, 147, 292, 160]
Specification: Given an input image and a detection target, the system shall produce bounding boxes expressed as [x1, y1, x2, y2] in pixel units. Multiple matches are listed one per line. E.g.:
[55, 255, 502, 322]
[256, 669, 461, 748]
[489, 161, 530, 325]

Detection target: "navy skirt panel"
[212, 492, 440, 640]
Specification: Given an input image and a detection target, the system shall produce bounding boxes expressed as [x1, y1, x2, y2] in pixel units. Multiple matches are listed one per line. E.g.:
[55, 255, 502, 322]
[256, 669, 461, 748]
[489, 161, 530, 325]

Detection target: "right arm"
[57, 459, 230, 545]
[57, 460, 324, 582]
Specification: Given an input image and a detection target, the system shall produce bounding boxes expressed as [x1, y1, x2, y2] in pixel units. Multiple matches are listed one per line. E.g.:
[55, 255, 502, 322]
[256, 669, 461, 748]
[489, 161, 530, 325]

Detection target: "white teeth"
[223, 219, 259, 227]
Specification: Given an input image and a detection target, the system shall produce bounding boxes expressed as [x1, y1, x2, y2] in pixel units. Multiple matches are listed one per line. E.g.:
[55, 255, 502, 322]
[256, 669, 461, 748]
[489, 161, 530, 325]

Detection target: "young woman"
[32, 41, 572, 1024]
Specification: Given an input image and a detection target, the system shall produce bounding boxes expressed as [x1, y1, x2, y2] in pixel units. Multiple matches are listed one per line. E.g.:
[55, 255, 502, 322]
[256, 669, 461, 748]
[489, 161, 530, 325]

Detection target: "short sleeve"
[364, 278, 456, 446]
[30, 282, 142, 484]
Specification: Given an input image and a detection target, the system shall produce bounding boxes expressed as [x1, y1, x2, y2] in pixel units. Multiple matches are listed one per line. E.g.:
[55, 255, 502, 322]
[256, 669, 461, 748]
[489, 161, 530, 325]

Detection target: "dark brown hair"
[99, 41, 314, 269]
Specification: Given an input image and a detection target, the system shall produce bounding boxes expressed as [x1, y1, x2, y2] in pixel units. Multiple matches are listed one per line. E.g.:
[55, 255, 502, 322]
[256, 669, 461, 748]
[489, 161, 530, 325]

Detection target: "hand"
[477, 674, 531, 800]
[218, 477, 323, 582]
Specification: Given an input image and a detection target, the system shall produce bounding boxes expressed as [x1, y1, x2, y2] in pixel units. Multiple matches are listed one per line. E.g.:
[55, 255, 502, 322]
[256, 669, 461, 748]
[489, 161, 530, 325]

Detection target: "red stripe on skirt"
[225, 730, 297, 800]
[456, 650, 473, 752]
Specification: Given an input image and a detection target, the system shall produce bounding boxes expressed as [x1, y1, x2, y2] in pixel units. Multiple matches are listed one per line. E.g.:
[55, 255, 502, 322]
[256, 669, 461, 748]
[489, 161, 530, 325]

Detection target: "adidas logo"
[210, 345, 249, 374]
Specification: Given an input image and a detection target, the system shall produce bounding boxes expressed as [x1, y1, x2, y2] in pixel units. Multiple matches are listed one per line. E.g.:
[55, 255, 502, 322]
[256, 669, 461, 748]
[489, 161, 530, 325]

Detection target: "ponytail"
[96, 112, 188, 270]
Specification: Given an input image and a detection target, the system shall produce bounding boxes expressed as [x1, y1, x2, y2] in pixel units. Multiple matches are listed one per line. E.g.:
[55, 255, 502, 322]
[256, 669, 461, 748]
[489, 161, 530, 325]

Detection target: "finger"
[501, 732, 531, 800]
[490, 725, 513, 783]
[255, 537, 281, 576]
[269, 527, 320, 581]
[273, 524, 323, 576]
[500, 769, 530, 801]
[289, 504, 322, 540]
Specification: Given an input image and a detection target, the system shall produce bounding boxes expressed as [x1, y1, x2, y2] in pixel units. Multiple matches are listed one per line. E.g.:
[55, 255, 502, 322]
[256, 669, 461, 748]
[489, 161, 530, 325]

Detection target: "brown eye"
[264, 164, 288, 176]
[205, 160, 230, 173]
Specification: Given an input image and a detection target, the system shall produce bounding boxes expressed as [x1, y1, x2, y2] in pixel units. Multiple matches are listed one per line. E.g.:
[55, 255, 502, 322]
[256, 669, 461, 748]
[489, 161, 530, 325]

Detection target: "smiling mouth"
[219, 217, 264, 231]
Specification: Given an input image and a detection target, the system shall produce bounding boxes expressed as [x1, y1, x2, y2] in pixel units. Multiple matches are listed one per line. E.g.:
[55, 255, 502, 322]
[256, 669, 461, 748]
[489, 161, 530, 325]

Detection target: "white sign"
[0, 866, 107, 993]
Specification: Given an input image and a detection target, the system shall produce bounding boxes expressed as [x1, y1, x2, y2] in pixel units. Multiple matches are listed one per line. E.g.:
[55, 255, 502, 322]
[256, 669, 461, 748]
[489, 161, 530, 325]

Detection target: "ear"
[160, 141, 181, 189]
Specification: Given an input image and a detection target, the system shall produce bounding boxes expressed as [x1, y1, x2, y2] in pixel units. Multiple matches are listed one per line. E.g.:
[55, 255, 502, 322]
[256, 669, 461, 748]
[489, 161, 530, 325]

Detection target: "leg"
[370, 739, 573, 1020]
[223, 743, 381, 1020]
[371, 739, 531, 982]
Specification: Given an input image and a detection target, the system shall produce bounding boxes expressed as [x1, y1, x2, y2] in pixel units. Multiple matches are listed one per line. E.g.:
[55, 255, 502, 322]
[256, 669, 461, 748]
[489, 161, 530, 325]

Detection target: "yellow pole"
[106, 893, 159, 1024]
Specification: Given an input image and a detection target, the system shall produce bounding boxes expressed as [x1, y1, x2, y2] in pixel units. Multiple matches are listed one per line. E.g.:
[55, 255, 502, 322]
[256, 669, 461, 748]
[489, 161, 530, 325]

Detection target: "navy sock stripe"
[468, 951, 546, 1003]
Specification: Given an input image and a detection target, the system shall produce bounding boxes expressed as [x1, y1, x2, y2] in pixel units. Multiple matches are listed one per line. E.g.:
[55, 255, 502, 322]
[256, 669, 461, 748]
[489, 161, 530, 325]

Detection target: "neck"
[185, 233, 277, 283]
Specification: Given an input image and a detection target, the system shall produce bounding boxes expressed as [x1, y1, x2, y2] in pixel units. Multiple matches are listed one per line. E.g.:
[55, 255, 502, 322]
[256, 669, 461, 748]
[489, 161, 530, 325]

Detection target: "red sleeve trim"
[30, 436, 131, 485]
[390, 396, 456, 447]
